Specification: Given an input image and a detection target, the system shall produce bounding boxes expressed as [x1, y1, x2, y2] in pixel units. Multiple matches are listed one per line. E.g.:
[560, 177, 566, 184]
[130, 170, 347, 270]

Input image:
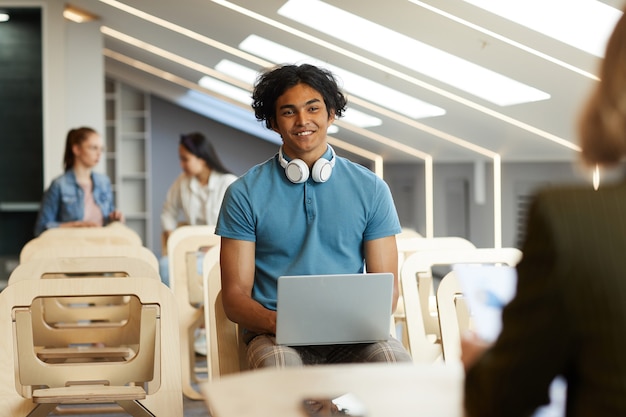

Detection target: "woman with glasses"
[34, 127, 123, 237]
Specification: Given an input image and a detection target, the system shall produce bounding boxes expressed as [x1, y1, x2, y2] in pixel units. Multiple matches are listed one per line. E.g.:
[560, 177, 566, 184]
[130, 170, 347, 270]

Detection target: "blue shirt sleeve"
[215, 178, 257, 242]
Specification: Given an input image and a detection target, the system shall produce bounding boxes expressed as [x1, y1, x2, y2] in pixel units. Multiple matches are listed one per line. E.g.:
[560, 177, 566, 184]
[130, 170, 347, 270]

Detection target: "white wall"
[65, 20, 104, 165]
[25, 0, 105, 186]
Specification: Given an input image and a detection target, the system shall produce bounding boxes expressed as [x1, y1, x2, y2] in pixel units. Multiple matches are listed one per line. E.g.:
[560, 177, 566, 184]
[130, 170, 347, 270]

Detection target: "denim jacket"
[34, 170, 116, 237]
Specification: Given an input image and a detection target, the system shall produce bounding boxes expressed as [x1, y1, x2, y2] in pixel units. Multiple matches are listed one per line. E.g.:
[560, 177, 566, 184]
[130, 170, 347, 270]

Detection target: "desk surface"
[202, 363, 464, 417]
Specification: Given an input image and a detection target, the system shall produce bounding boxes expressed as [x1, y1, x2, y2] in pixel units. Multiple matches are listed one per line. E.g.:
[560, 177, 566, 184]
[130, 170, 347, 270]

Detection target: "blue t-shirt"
[216, 148, 401, 310]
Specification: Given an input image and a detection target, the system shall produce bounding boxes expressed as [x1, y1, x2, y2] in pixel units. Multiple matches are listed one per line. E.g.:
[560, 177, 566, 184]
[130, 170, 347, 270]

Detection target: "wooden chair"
[435, 271, 471, 364]
[394, 237, 475, 350]
[19, 245, 159, 273]
[400, 246, 522, 363]
[7, 257, 162, 364]
[37, 222, 143, 246]
[202, 245, 248, 379]
[8, 256, 160, 283]
[166, 225, 220, 400]
[0, 276, 182, 416]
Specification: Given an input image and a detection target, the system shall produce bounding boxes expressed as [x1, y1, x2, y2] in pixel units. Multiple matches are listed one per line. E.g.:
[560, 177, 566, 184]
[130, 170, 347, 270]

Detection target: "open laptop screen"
[276, 273, 393, 346]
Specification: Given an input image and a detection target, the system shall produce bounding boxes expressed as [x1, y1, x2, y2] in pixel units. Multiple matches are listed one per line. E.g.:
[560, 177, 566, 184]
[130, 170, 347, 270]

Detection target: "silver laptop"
[276, 273, 393, 346]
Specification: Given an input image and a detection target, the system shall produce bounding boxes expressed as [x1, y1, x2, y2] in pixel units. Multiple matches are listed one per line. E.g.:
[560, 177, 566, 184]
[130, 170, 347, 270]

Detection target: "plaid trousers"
[245, 334, 412, 369]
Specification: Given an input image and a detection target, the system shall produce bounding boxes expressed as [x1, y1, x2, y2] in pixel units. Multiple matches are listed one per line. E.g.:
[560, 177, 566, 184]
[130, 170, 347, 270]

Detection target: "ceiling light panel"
[278, 0, 550, 106]
[238, 34, 446, 119]
[463, 0, 622, 57]
[198, 76, 252, 105]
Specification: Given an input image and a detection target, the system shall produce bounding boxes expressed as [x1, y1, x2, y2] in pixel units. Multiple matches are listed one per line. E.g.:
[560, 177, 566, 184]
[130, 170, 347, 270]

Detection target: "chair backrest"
[7, 257, 161, 349]
[14, 299, 157, 388]
[436, 271, 471, 364]
[167, 225, 220, 302]
[0, 276, 183, 416]
[396, 236, 475, 271]
[8, 256, 160, 284]
[37, 223, 143, 246]
[166, 225, 221, 400]
[19, 244, 159, 272]
[202, 246, 247, 379]
[400, 246, 522, 363]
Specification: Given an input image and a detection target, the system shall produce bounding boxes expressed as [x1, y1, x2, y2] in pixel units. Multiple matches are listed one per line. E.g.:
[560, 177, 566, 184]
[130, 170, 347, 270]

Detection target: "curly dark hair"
[251, 64, 347, 130]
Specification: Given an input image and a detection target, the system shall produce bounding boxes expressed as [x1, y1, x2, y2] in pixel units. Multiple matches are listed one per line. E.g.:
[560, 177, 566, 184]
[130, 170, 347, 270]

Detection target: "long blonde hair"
[578, 7, 626, 166]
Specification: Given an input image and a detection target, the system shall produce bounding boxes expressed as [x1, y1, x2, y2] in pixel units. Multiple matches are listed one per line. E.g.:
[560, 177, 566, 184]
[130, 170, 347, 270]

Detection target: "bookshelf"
[105, 78, 152, 249]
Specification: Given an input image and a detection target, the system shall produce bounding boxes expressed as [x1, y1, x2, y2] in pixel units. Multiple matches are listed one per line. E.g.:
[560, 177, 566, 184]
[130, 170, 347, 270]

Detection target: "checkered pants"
[245, 334, 412, 369]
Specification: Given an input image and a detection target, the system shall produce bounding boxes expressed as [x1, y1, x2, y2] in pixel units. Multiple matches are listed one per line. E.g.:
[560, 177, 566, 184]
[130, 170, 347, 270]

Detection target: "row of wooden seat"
[0, 224, 183, 416]
[165, 225, 250, 399]
[3, 222, 523, 416]
[171, 227, 522, 376]
[396, 234, 522, 365]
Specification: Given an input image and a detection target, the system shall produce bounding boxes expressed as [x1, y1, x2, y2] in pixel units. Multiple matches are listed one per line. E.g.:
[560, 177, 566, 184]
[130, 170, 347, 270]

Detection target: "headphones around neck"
[278, 145, 336, 184]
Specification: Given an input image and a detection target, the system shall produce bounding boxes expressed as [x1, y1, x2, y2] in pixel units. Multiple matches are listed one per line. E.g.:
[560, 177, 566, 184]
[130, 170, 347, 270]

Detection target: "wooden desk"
[202, 363, 464, 417]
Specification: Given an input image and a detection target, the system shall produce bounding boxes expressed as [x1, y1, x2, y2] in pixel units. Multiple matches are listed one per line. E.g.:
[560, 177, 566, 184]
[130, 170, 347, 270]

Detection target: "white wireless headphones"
[278, 145, 336, 184]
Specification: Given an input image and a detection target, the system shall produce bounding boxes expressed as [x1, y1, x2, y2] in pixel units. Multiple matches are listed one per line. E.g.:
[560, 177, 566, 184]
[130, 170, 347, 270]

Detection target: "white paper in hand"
[453, 263, 517, 342]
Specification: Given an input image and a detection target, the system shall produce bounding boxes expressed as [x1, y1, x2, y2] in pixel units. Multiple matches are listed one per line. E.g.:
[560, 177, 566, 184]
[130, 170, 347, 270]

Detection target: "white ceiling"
[68, 0, 622, 163]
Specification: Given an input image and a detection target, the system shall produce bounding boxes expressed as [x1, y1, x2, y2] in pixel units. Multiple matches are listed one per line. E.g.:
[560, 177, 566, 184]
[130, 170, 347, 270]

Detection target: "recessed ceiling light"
[239, 35, 446, 119]
[463, 0, 622, 57]
[0, 13, 9, 22]
[198, 76, 252, 105]
[215, 60, 259, 85]
[278, 0, 549, 106]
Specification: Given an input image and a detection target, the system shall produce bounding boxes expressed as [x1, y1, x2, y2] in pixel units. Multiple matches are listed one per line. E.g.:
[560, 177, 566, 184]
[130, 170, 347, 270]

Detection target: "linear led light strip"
[103, 41, 442, 238]
[98, 2, 498, 157]
[101, 47, 380, 164]
[211, 0, 580, 153]
[335, 119, 501, 246]
[101, 28, 418, 165]
[98, 5, 496, 243]
[335, 120, 436, 239]
[100, 26, 251, 91]
[98, 0, 267, 68]
[408, 0, 600, 81]
[102, 34, 436, 229]
[103, 48, 243, 103]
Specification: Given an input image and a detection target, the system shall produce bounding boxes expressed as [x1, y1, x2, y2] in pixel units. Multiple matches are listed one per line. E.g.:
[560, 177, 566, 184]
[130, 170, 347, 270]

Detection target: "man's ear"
[327, 110, 336, 124]
[270, 118, 280, 134]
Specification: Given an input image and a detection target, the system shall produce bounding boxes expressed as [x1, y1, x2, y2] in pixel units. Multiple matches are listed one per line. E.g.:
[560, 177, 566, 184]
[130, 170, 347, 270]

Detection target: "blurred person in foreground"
[462, 6, 626, 417]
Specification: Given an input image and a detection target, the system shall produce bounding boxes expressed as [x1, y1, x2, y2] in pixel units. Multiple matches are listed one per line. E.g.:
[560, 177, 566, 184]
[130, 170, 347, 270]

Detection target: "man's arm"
[220, 236, 277, 334]
[364, 235, 399, 312]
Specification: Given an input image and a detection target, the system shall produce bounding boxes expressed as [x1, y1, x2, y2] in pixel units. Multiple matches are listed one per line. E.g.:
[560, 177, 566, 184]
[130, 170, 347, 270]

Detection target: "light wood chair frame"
[400, 246, 522, 363]
[0, 276, 182, 417]
[202, 246, 248, 379]
[435, 271, 472, 364]
[37, 222, 142, 246]
[19, 245, 159, 272]
[166, 225, 220, 400]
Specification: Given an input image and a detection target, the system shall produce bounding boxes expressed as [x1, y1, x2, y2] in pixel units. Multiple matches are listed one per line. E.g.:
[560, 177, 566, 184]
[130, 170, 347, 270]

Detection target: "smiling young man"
[215, 64, 411, 368]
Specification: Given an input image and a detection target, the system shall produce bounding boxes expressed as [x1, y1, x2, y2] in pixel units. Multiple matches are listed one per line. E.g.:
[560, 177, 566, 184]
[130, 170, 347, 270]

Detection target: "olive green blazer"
[465, 180, 626, 417]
